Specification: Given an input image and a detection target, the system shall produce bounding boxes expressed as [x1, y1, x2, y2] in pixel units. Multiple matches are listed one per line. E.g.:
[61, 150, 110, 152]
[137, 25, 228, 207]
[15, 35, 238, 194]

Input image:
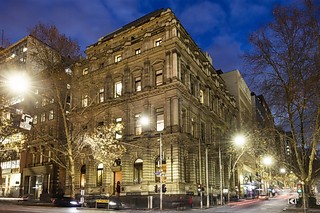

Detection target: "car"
[52, 197, 82, 207]
[258, 194, 269, 200]
[85, 195, 124, 210]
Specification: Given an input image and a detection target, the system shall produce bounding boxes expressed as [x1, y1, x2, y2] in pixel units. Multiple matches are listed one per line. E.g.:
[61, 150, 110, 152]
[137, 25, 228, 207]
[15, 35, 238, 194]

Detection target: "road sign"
[288, 198, 297, 204]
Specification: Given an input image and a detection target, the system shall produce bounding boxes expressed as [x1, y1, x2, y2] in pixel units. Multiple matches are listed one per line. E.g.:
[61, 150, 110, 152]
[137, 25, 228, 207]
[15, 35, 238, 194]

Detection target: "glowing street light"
[262, 156, 272, 166]
[140, 115, 163, 211]
[262, 156, 273, 196]
[5, 72, 31, 94]
[234, 135, 246, 147]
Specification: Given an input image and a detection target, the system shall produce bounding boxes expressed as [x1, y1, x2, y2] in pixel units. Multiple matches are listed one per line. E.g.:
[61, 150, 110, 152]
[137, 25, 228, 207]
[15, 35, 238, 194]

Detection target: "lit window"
[134, 159, 143, 184]
[114, 81, 122, 98]
[155, 39, 162, 47]
[82, 95, 88, 107]
[97, 163, 103, 186]
[49, 110, 54, 120]
[83, 68, 88, 75]
[156, 70, 163, 86]
[99, 88, 104, 103]
[115, 117, 122, 139]
[135, 76, 141, 92]
[156, 108, 164, 131]
[41, 98, 48, 107]
[23, 47, 28, 52]
[135, 114, 142, 135]
[80, 165, 86, 188]
[135, 48, 141, 55]
[65, 68, 72, 75]
[115, 55, 122, 62]
[199, 89, 204, 103]
[41, 113, 46, 122]
[33, 115, 38, 125]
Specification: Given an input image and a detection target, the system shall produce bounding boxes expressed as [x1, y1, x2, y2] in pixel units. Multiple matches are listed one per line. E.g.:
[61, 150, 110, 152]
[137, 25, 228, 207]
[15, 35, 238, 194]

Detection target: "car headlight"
[109, 201, 117, 206]
[70, 201, 79, 205]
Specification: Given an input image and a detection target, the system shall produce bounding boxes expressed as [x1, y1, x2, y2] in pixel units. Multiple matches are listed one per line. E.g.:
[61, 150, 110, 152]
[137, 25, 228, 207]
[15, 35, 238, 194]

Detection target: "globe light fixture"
[5, 72, 31, 94]
[262, 156, 272, 166]
[234, 134, 246, 147]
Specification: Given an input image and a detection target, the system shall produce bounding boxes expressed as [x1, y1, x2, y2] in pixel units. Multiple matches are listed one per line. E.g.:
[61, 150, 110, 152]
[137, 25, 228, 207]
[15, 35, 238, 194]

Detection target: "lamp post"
[280, 168, 286, 189]
[140, 116, 163, 210]
[229, 134, 246, 200]
[262, 156, 272, 196]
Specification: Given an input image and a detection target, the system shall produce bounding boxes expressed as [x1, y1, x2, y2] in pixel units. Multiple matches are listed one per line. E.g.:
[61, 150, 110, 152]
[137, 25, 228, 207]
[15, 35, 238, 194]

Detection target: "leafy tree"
[25, 23, 125, 198]
[244, 0, 320, 203]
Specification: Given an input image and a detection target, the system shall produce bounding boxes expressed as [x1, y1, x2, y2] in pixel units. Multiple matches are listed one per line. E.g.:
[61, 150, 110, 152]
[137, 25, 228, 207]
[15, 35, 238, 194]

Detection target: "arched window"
[134, 159, 143, 184]
[155, 156, 166, 183]
[97, 163, 103, 186]
[80, 165, 86, 188]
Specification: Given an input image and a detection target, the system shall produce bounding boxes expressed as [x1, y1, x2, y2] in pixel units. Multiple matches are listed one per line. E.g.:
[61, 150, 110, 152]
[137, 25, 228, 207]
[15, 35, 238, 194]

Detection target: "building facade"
[71, 8, 238, 203]
[0, 35, 68, 200]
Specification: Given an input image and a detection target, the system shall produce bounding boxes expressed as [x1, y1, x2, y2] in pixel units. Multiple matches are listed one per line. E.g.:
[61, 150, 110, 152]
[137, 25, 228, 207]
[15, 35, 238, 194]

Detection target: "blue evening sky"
[0, 0, 297, 83]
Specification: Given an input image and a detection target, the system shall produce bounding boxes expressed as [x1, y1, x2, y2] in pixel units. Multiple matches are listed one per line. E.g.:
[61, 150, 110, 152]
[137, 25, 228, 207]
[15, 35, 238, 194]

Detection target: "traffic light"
[162, 184, 167, 193]
[297, 183, 303, 193]
[197, 184, 201, 192]
[154, 185, 158, 193]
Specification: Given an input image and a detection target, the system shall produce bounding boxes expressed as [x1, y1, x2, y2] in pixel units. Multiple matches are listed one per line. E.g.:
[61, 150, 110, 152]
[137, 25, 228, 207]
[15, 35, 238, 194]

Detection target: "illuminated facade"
[72, 8, 237, 204]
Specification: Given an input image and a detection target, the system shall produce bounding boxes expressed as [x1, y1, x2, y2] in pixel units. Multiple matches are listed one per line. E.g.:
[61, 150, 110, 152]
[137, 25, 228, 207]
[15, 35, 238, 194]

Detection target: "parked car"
[85, 195, 124, 210]
[258, 194, 269, 200]
[52, 197, 82, 207]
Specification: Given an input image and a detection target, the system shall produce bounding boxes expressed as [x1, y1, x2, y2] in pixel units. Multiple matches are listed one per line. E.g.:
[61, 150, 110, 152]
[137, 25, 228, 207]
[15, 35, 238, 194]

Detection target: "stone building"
[72, 8, 238, 205]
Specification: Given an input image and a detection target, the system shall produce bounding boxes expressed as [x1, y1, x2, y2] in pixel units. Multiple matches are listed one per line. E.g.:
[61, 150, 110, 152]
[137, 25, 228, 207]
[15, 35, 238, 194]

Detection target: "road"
[0, 192, 301, 213]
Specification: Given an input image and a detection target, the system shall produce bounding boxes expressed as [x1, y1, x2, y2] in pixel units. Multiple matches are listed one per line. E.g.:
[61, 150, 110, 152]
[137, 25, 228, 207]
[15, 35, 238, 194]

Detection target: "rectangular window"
[82, 95, 88, 107]
[200, 121, 205, 143]
[135, 114, 142, 135]
[156, 108, 164, 131]
[199, 89, 204, 104]
[41, 98, 48, 107]
[114, 81, 122, 98]
[49, 110, 54, 120]
[115, 117, 122, 139]
[99, 88, 104, 103]
[33, 115, 38, 125]
[83, 68, 88, 75]
[156, 70, 163, 86]
[155, 38, 162, 47]
[40, 113, 46, 123]
[135, 48, 141, 55]
[115, 54, 122, 62]
[135, 76, 141, 92]
[97, 164, 103, 186]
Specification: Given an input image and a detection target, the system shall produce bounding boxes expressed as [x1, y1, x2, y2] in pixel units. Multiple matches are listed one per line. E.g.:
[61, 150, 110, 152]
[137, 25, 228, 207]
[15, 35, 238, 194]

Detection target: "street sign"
[288, 198, 297, 205]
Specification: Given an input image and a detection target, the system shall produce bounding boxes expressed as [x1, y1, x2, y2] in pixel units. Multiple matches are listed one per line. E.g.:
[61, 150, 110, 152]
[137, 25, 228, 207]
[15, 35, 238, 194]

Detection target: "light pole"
[229, 134, 246, 200]
[159, 133, 163, 211]
[262, 156, 272, 197]
[140, 116, 163, 210]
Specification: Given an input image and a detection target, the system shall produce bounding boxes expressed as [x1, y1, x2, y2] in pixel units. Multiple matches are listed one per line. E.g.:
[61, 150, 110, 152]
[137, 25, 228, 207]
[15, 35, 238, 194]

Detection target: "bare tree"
[25, 23, 125, 198]
[244, 0, 320, 203]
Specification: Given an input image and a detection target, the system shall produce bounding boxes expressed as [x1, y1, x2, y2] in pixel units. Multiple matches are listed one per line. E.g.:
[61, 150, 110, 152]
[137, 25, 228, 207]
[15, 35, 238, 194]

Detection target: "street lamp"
[280, 168, 286, 189]
[3, 72, 31, 94]
[229, 134, 246, 200]
[140, 115, 163, 211]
